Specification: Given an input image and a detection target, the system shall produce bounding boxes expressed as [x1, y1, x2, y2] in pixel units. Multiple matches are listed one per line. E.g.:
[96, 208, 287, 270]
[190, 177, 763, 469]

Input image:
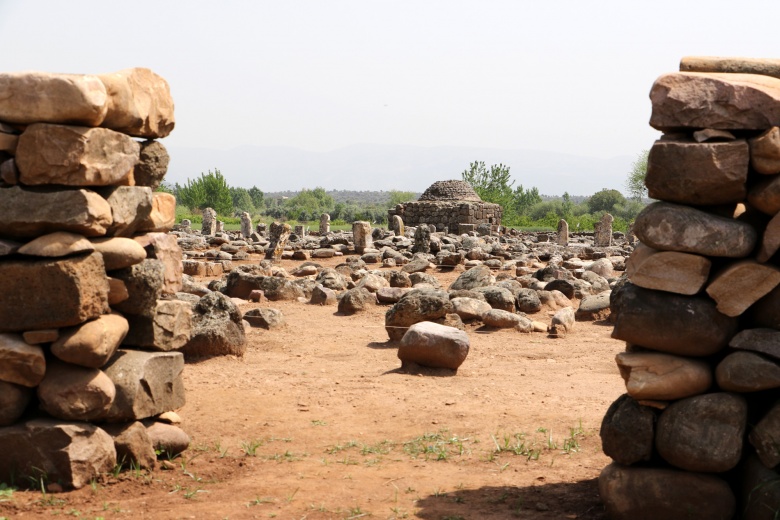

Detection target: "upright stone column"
[240, 212, 252, 238]
[412, 224, 431, 254]
[392, 215, 405, 237]
[353, 221, 373, 254]
[557, 219, 569, 246]
[265, 221, 291, 262]
[319, 213, 330, 234]
[201, 207, 216, 236]
[594, 213, 613, 246]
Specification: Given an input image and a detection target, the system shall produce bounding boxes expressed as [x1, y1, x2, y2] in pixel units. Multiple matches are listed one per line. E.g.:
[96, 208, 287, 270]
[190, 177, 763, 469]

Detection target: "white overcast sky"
[1, 1, 778, 162]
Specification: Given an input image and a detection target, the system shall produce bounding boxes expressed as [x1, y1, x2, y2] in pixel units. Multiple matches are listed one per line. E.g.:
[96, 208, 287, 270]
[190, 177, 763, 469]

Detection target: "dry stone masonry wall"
[599, 56, 780, 520]
[0, 68, 189, 489]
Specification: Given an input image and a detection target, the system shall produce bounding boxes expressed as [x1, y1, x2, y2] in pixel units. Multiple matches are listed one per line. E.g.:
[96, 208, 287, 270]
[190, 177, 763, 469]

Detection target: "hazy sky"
[1, 1, 779, 188]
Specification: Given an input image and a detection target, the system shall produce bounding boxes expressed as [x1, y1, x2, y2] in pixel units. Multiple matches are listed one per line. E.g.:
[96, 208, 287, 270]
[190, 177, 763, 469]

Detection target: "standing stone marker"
[201, 207, 217, 236]
[265, 222, 291, 262]
[412, 224, 431, 254]
[353, 221, 373, 254]
[319, 213, 330, 235]
[240, 212, 252, 238]
[392, 214, 404, 237]
[557, 219, 569, 246]
[594, 213, 613, 247]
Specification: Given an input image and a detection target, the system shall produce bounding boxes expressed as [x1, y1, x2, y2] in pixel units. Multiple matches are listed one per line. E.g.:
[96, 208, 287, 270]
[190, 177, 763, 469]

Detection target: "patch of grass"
[311, 420, 328, 426]
[240, 439, 264, 457]
[0, 483, 14, 502]
[247, 496, 275, 507]
[402, 430, 470, 461]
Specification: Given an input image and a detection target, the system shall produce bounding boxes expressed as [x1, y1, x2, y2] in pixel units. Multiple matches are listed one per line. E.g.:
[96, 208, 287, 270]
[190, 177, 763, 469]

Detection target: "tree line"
[166, 155, 648, 231]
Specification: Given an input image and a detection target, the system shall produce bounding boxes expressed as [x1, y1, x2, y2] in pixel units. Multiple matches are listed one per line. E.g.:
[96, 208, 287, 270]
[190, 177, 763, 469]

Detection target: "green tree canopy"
[625, 149, 649, 200]
[177, 169, 233, 216]
[248, 186, 265, 210]
[588, 188, 627, 214]
[229, 187, 255, 214]
[388, 190, 417, 207]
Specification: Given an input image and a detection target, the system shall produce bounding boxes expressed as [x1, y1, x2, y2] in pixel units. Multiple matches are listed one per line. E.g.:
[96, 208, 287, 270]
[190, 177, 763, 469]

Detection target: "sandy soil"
[0, 256, 626, 520]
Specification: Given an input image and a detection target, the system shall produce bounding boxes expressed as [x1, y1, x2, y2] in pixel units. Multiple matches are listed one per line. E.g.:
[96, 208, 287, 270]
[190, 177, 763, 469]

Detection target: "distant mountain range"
[165, 143, 635, 197]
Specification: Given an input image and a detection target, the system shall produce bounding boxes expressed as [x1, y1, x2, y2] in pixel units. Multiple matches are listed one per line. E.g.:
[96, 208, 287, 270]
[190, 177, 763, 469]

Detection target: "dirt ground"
[0, 256, 626, 520]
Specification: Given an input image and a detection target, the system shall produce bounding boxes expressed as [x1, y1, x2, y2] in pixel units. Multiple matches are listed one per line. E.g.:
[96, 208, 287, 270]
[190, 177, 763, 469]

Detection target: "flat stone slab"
[706, 260, 780, 317]
[616, 351, 712, 401]
[625, 244, 711, 295]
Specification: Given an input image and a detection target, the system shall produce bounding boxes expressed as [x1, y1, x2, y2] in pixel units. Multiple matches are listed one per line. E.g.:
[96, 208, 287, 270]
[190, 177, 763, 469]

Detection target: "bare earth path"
[0, 257, 626, 520]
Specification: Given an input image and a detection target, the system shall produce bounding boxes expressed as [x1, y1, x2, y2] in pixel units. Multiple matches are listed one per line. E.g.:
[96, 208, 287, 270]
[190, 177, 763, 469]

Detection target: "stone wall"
[389, 200, 502, 232]
[599, 56, 780, 519]
[0, 69, 189, 489]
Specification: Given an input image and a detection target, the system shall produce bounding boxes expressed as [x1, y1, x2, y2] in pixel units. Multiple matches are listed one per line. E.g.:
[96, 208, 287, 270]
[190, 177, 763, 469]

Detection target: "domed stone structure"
[388, 179, 503, 234]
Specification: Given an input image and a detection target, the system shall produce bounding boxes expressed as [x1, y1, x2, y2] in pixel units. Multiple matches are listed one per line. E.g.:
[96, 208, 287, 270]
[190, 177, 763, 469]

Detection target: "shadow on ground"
[414, 478, 605, 520]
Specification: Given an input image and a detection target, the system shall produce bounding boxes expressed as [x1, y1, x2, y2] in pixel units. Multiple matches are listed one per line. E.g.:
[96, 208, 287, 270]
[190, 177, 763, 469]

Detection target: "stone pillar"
[240, 212, 252, 239]
[201, 207, 216, 236]
[557, 219, 569, 246]
[392, 214, 404, 237]
[265, 222, 291, 262]
[215, 221, 224, 233]
[352, 221, 373, 254]
[594, 213, 614, 247]
[294, 225, 306, 237]
[319, 213, 330, 235]
[412, 224, 431, 254]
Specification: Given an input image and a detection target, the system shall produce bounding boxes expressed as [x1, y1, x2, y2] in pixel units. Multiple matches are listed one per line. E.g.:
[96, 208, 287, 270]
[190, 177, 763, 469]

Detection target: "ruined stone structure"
[388, 180, 502, 233]
[600, 56, 780, 519]
[0, 68, 189, 489]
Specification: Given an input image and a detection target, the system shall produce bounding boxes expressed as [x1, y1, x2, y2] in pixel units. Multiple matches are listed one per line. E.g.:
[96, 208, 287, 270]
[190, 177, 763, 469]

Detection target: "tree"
[229, 187, 255, 214]
[462, 161, 515, 207]
[588, 188, 627, 214]
[248, 186, 264, 210]
[177, 169, 233, 215]
[625, 150, 649, 200]
[388, 190, 417, 208]
[513, 185, 542, 217]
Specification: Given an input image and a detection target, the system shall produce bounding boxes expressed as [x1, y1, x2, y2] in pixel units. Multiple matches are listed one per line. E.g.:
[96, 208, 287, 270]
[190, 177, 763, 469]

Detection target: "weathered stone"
[51, 312, 129, 368]
[0, 419, 116, 490]
[243, 308, 285, 329]
[481, 309, 524, 328]
[397, 321, 469, 370]
[311, 248, 336, 258]
[238, 211, 252, 239]
[259, 277, 305, 301]
[575, 292, 612, 321]
[598, 463, 735, 520]
[391, 214, 404, 236]
[680, 56, 780, 79]
[650, 72, 780, 131]
[749, 401, 780, 469]
[706, 260, 780, 317]
[97, 68, 175, 138]
[616, 351, 712, 401]
[593, 213, 614, 247]
[111, 259, 164, 317]
[758, 211, 780, 262]
[471, 286, 514, 313]
[646, 138, 748, 205]
[100, 421, 156, 469]
[0, 381, 31, 425]
[693, 128, 736, 142]
[376, 286, 411, 304]
[180, 292, 245, 359]
[655, 393, 747, 472]
[548, 307, 575, 337]
[16, 124, 138, 186]
[0, 253, 109, 332]
[401, 255, 431, 274]
[201, 208, 217, 236]
[356, 272, 389, 293]
[134, 232, 183, 295]
[265, 222, 291, 261]
[137, 192, 176, 233]
[448, 265, 494, 291]
[0, 238, 21, 256]
[123, 300, 192, 351]
[0, 186, 113, 239]
[515, 288, 541, 313]
[319, 213, 331, 235]
[352, 221, 373, 254]
[556, 219, 568, 245]
[101, 350, 185, 422]
[107, 277, 129, 305]
[0, 71, 108, 126]
[611, 282, 737, 356]
[100, 186, 153, 237]
[90, 236, 147, 271]
[18, 231, 94, 258]
[338, 287, 374, 315]
[600, 394, 655, 465]
[412, 224, 431, 254]
[750, 126, 780, 174]
[22, 329, 58, 344]
[37, 360, 115, 421]
[310, 284, 337, 305]
[633, 201, 757, 258]
[144, 421, 189, 458]
[450, 297, 492, 321]
[716, 351, 780, 392]
[134, 140, 169, 189]
[625, 243, 711, 295]
[385, 289, 454, 341]
[730, 328, 780, 360]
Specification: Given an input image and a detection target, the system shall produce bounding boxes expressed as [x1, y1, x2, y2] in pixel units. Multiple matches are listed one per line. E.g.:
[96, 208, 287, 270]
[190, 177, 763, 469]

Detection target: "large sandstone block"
[650, 72, 780, 131]
[655, 393, 747, 473]
[111, 259, 164, 317]
[37, 360, 115, 422]
[137, 192, 176, 233]
[0, 419, 116, 490]
[598, 463, 735, 520]
[123, 299, 192, 351]
[98, 68, 175, 139]
[706, 260, 780, 317]
[100, 186, 153, 237]
[646, 138, 748, 205]
[0, 72, 107, 126]
[616, 351, 711, 401]
[633, 201, 757, 258]
[611, 282, 738, 356]
[0, 186, 113, 239]
[51, 312, 129, 368]
[0, 252, 109, 332]
[625, 244, 711, 295]
[90, 237, 147, 271]
[134, 232, 183, 295]
[100, 350, 185, 422]
[15, 124, 139, 186]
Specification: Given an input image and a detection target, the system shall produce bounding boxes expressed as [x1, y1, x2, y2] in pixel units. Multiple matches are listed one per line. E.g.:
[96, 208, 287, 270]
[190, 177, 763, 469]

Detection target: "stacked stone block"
[599, 57, 780, 519]
[0, 69, 189, 489]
